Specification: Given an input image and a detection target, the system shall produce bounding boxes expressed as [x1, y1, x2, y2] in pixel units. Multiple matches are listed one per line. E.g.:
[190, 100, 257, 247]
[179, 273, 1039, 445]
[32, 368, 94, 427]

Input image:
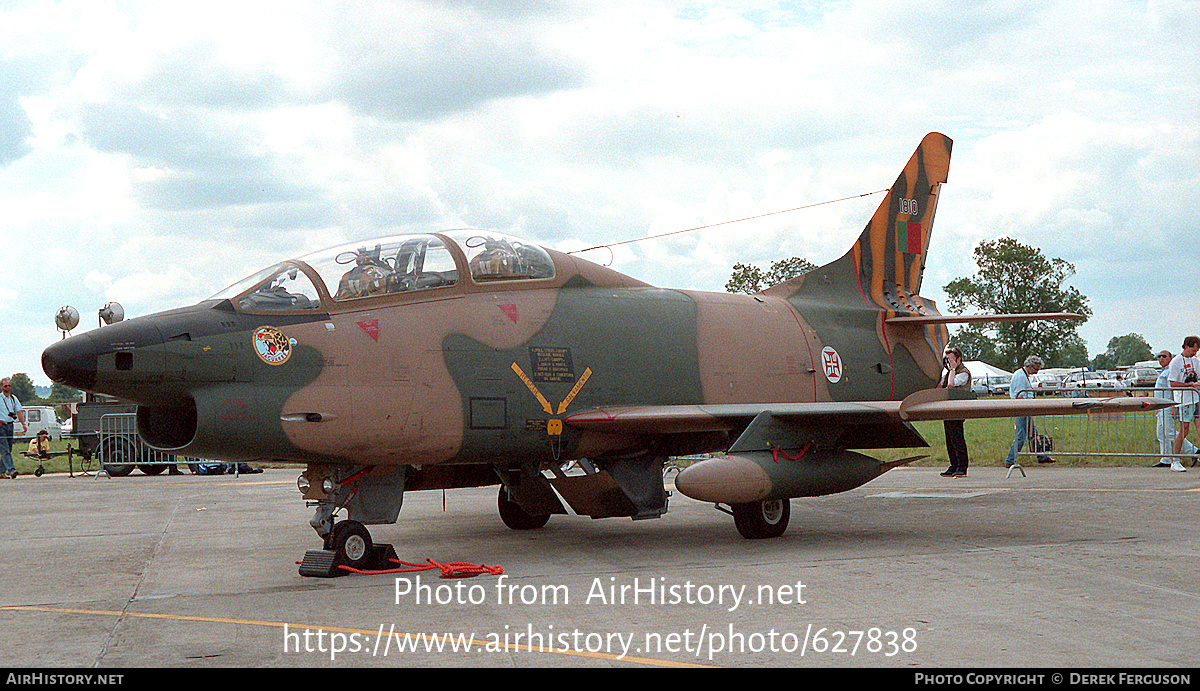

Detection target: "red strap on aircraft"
[772, 445, 811, 463]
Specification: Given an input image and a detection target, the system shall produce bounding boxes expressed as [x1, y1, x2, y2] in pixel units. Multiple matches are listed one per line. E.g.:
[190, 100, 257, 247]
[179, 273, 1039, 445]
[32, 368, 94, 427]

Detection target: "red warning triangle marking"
[357, 319, 379, 342]
[498, 304, 519, 324]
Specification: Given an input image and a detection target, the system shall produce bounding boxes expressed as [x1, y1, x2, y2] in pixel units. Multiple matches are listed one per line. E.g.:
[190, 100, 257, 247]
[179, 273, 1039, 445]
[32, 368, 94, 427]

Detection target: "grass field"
[868, 415, 1186, 468]
[7, 407, 1194, 478]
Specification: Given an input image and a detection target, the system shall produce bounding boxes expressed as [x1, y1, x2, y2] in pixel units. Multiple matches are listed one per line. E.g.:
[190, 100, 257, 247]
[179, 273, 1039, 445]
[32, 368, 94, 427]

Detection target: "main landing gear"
[497, 486, 551, 530]
[728, 498, 791, 539]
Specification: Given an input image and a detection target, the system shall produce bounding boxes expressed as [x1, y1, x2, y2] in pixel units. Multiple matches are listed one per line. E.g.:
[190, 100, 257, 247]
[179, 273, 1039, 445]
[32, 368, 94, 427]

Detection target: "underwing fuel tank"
[673, 449, 894, 504]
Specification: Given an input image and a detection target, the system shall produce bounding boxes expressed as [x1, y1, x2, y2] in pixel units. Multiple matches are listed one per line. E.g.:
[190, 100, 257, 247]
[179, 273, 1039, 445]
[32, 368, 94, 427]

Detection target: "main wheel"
[497, 487, 550, 530]
[732, 498, 790, 539]
[329, 520, 374, 570]
[138, 464, 166, 475]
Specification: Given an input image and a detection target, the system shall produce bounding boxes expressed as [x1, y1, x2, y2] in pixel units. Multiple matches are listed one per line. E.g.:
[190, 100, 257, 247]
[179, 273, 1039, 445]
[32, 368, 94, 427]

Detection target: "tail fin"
[760, 133, 954, 399]
[764, 132, 952, 315]
[849, 132, 952, 314]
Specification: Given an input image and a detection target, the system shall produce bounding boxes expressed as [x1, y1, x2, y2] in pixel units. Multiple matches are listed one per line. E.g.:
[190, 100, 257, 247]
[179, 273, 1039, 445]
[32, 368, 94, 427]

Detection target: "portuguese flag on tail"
[896, 220, 922, 254]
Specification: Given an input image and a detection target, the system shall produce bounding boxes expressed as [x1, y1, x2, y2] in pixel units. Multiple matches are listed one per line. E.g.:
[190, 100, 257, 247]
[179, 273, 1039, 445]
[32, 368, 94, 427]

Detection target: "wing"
[564, 390, 1174, 453]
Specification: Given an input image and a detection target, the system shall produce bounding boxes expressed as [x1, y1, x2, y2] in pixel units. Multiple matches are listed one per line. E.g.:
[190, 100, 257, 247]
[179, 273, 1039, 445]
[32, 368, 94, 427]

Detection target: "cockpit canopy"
[210, 231, 556, 312]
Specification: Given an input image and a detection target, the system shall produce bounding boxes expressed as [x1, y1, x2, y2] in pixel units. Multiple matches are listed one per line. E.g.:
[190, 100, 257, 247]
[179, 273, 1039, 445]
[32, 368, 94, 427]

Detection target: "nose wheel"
[300, 519, 398, 577]
[327, 520, 374, 570]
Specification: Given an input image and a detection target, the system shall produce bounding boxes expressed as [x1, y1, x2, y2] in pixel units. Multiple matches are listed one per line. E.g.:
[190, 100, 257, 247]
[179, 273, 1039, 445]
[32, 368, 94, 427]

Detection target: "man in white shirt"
[0, 378, 28, 479]
[1168, 336, 1200, 472]
[1153, 351, 1198, 467]
[1004, 355, 1055, 466]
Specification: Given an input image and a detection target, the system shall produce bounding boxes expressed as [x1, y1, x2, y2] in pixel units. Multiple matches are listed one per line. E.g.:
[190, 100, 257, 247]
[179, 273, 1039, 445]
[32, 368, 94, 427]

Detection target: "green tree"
[1057, 335, 1092, 368]
[1091, 333, 1153, 370]
[949, 325, 998, 364]
[943, 238, 1092, 371]
[49, 382, 81, 402]
[6, 373, 36, 403]
[726, 257, 816, 294]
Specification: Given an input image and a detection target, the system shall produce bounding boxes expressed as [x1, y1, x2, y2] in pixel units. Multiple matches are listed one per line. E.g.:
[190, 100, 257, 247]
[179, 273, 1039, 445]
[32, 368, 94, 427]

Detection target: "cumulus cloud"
[0, 94, 33, 164]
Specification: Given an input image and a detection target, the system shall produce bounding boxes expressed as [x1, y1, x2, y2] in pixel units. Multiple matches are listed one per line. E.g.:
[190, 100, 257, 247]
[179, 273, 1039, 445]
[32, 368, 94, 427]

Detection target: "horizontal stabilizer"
[885, 312, 1083, 325]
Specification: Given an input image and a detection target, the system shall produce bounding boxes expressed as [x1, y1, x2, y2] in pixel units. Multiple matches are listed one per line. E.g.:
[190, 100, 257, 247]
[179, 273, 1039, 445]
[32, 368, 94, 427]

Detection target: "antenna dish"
[98, 302, 124, 326]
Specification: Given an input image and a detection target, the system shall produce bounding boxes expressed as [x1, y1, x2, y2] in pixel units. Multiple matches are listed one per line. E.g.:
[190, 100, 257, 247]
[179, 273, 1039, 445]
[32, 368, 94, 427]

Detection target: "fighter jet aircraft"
[42, 133, 1169, 576]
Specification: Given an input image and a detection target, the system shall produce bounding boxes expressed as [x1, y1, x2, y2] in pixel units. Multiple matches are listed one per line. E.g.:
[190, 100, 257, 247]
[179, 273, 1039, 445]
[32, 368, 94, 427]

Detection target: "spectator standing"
[1, 377, 28, 479]
[1153, 351, 1198, 468]
[1167, 337, 1200, 472]
[1005, 356, 1055, 467]
[938, 347, 972, 477]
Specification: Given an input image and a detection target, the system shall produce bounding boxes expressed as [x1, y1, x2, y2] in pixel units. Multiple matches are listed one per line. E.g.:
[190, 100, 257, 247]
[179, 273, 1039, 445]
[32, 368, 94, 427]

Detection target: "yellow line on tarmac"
[0, 605, 711, 668]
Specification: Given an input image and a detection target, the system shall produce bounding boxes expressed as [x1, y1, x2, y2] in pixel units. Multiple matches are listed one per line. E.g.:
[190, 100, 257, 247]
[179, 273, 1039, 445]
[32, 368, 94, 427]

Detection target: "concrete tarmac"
[0, 464, 1196, 668]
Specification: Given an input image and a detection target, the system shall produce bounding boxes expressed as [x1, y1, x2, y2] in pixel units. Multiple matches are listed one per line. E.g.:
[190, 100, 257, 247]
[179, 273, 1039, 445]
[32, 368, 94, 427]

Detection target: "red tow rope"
[337, 558, 504, 578]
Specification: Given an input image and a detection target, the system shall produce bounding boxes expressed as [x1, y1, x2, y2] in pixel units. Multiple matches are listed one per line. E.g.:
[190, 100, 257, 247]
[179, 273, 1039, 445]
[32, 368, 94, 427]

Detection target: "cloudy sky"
[2, 0, 1197, 386]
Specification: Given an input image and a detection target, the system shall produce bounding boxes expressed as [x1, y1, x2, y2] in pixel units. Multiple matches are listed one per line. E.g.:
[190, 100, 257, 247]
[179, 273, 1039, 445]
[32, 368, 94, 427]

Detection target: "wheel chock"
[298, 543, 401, 578]
[298, 549, 341, 578]
[372, 543, 399, 567]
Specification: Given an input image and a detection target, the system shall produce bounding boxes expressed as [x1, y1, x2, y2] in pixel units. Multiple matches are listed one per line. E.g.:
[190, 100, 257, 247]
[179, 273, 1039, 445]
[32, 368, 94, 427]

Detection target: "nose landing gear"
[300, 519, 399, 578]
[298, 464, 406, 577]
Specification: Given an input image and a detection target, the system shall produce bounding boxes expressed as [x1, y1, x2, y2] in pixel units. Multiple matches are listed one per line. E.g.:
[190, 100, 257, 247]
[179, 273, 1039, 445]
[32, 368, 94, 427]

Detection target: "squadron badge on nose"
[254, 326, 292, 365]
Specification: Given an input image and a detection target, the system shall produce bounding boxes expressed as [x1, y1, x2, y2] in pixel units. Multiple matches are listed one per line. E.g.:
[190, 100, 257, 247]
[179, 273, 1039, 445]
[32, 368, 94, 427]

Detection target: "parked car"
[1027, 372, 1063, 393]
[1122, 367, 1160, 388]
[971, 374, 1011, 396]
[1061, 370, 1126, 392]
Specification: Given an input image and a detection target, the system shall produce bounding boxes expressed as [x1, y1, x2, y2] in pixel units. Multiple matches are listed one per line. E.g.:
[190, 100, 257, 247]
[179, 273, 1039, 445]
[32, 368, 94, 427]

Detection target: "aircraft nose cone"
[42, 333, 98, 392]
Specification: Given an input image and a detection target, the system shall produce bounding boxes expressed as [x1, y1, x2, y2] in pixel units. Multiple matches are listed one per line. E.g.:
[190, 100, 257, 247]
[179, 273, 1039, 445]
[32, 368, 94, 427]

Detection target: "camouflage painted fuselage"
[41, 248, 948, 470]
[42, 134, 955, 475]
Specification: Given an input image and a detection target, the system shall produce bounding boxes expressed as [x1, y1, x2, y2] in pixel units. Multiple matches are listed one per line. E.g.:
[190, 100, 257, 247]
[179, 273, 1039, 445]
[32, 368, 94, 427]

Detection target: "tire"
[138, 464, 167, 475]
[102, 462, 135, 477]
[732, 498, 790, 539]
[497, 486, 550, 530]
[330, 520, 374, 570]
[98, 437, 136, 477]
